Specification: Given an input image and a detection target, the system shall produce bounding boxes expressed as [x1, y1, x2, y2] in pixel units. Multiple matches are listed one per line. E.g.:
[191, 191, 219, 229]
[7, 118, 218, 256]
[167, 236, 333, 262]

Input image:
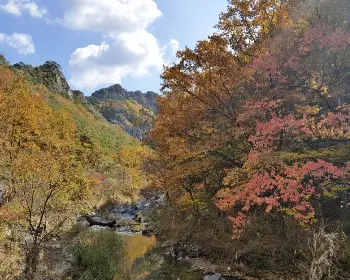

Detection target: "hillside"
[3, 1, 350, 279]
[88, 84, 158, 140]
[5, 58, 158, 140]
[0, 55, 156, 278]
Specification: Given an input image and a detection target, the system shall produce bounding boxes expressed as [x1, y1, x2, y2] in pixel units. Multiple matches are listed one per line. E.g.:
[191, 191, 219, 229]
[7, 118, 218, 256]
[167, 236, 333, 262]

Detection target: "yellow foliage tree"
[0, 67, 89, 280]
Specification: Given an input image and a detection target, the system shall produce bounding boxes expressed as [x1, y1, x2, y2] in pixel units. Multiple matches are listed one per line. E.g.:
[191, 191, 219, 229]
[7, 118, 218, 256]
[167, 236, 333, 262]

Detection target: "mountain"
[0, 54, 9, 66]
[5, 58, 158, 140]
[0, 55, 153, 279]
[88, 84, 158, 140]
[13, 61, 75, 99]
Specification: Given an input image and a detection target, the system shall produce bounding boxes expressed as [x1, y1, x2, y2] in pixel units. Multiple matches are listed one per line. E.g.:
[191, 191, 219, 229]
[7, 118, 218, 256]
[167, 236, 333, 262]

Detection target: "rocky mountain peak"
[13, 60, 73, 98]
[88, 84, 159, 140]
[0, 54, 9, 66]
[89, 84, 158, 111]
[2, 53, 159, 141]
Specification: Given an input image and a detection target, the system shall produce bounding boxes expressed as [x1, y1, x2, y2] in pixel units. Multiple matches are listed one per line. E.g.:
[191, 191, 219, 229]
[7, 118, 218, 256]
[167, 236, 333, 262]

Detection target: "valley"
[1, 0, 350, 279]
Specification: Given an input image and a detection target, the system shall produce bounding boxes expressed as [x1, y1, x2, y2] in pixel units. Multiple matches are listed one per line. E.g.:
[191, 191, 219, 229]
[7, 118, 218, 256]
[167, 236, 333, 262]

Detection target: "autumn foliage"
[0, 66, 150, 279]
[150, 0, 350, 240]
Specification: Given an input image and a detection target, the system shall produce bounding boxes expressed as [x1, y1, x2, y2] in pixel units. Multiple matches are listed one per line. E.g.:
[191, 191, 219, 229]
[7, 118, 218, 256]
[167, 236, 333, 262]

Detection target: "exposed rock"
[204, 273, 224, 280]
[72, 90, 86, 103]
[78, 194, 165, 235]
[0, 54, 9, 65]
[83, 215, 116, 228]
[89, 225, 110, 231]
[87, 84, 158, 140]
[76, 219, 90, 230]
[89, 84, 157, 110]
[0, 182, 7, 206]
[1, 54, 161, 141]
[134, 212, 144, 223]
[142, 229, 155, 237]
[13, 61, 73, 98]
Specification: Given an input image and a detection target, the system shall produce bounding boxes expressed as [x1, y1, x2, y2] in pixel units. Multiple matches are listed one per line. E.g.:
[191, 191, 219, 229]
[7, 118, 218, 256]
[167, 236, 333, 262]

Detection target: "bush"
[152, 205, 309, 278]
[73, 231, 128, 280]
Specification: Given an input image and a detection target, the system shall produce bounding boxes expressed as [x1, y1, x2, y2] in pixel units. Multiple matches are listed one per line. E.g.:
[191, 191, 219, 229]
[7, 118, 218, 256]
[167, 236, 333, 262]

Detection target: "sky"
[0, 0, 227, 95]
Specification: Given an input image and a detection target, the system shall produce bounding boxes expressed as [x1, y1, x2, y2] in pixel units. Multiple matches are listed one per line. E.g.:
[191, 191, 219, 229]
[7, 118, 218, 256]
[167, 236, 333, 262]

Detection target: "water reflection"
[121, 233, 203, 280]
[121, 234, 240, 280]
[120, 233, 156, 270]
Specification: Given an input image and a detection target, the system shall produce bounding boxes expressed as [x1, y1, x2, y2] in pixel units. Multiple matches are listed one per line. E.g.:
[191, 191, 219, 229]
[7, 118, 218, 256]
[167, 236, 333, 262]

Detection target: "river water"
[121, 233, 205, 280]
[93, 197, 239, 280]
[120, 233, 241, 280]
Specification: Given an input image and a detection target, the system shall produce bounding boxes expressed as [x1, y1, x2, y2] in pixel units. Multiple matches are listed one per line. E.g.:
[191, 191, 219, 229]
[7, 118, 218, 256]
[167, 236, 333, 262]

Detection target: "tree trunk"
[166, 192, 172, 207]
[24, 243, 40, 280]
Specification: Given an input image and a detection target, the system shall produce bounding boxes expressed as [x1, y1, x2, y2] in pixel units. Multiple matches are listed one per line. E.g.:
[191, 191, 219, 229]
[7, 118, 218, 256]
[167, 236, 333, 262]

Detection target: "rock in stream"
[79, 194, 165, 235]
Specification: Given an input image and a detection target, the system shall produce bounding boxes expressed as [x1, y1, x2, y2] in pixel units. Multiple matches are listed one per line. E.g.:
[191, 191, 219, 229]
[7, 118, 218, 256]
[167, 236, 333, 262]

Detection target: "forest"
[1, 0, 350, 279]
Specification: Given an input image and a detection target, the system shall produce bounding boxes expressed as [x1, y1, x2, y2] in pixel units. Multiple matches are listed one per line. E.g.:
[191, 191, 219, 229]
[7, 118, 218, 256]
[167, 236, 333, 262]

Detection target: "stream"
[122, 233, 204, 280]
[81, 195, 241, 280]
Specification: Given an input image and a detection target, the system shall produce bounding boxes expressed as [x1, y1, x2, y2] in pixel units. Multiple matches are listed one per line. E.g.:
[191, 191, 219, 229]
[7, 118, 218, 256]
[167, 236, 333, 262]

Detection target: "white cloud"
[165, 39, 180, 55]
[69, 30, 164, 89]
[162, 39, 180, 67]
[0, 0, 20, 15]
[0, 32, 35, 55]
[0, 0, 47, 18]
[64, 0, 179, 90]
[62, 0, 162, 36]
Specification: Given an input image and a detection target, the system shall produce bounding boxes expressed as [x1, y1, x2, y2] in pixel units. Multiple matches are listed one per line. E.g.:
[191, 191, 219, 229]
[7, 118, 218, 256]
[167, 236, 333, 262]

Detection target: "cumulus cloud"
[0, 0, 47, 18]
[63, 0, 179, 90]
[0, 32, 35, 55]
[69, 30, 165, 89]
[165, 39, 180, 56]
[63, 0, 162, 36]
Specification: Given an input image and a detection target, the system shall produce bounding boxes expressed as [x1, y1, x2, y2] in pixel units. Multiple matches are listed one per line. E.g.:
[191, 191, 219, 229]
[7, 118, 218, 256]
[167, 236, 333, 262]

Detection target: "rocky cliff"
[2, 57, 158, 140]
[88, 84, 158, 140]
[0, 54, 9, 66]
[13, 61, 73, 98]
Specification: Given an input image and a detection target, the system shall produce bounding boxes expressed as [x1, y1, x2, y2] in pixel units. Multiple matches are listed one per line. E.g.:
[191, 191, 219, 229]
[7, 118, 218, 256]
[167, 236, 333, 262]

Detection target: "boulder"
[90, 225, 109, 231]
[203, 273, 224, 280]
[76, 219, 90, 230]
[84, 215, 116, 228]
[142, 229, 154, 237]
[134, 212, 144, 223]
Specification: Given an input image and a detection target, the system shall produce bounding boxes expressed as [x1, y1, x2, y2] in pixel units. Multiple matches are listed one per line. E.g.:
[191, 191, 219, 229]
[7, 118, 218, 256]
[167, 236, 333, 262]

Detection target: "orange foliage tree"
[150, 0, 350, 238]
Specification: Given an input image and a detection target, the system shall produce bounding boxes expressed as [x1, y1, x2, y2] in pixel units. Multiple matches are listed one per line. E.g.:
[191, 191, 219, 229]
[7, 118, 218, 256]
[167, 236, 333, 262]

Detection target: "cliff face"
[1, 57, 158, 140]
[13, 61, 73, 98]
[88, 84, 158, 140]
[89, 84, 157, 110]
[2, 57, 158, 140]
[0, 54, 9, 66]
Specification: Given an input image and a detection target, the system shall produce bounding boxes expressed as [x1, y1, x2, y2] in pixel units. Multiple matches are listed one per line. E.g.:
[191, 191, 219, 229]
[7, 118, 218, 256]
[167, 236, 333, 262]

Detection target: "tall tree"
[0, 67, 89, 279]
[150, 0, 350, 239]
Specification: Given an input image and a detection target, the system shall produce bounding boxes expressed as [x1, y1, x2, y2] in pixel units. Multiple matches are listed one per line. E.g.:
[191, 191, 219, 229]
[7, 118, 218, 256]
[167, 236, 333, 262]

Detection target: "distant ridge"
[88, 84, 158, 140]
[1, 55, 159, 140]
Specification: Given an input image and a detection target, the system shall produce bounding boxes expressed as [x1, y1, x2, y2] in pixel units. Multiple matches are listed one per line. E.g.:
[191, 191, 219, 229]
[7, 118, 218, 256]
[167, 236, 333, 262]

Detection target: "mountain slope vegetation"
[2, 0, 350, 279]
[88, 84, 158, 140]
[3, 58, 159, 141]
[0, 60, 151, 279]
[148, 0, 350, 278]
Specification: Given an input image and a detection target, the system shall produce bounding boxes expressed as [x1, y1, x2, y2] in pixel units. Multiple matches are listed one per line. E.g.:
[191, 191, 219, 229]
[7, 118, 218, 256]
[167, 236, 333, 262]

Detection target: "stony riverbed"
[77, 194, 166, 235]
[74, 194, 245, 280]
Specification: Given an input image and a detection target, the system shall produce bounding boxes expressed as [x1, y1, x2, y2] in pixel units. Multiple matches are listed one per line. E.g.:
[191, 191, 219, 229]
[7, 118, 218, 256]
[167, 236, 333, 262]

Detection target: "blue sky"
[0, 0, 227, 95]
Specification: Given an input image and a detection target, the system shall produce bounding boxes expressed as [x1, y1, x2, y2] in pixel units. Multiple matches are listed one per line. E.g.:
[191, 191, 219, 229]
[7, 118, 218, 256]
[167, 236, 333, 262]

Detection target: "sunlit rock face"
[0, 54, 9, 66]
[88, 84, 158, 140]
[5, 55, 159, 140]
[13, 61, 73, 98]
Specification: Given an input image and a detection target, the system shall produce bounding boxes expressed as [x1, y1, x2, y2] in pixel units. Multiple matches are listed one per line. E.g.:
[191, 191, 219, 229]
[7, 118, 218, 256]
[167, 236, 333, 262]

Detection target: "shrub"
[73, 231, 128, 280]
